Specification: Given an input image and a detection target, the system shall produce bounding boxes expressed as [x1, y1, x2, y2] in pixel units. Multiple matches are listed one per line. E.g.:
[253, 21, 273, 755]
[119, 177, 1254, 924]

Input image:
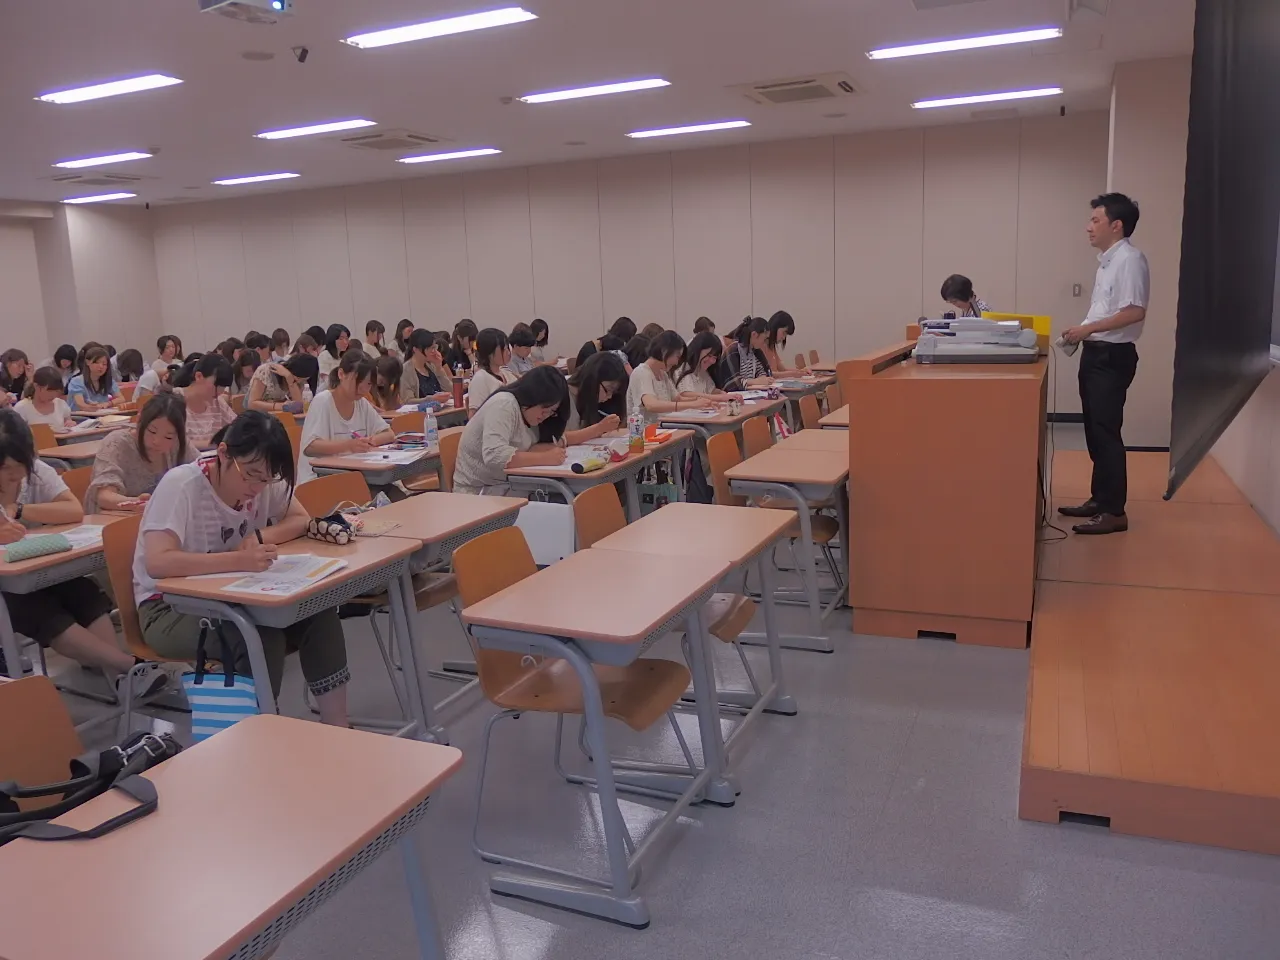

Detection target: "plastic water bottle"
[301, 382, 313, 404]
[627, 411, 644, 454]
[424, 409, 439, 449]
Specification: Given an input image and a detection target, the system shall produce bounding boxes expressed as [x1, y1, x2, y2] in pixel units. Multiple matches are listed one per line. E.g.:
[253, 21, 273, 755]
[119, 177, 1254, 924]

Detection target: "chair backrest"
[295, 472, 372, 517]
[706, 432, 746, 507]
[29, 422, 57, 452]
[795, 353, 807, 370]
[809, 349, 820, 365]
[741, 415, 774, 459]
[452, 526, 542, 703]
[102, 513, 149, 657]
[229, 393, 245, 413]
[119, 382, 137, 401]
[284, 421, 302, 465]
[390, 412, 421, 435]
[826, 381, 843, 412]
[799, 394, 821, 430]
[0, 677, 86, 812]
[61, 466, 92, 506]
[269, 409, 292, 424]
[573, 483, 627, 548]
[439, 429, 461, 491]
[566, 357, 577, 375]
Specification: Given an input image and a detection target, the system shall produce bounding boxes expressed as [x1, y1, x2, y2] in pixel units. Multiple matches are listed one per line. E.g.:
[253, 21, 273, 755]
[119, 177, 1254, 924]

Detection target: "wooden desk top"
[38, 439, 101, 460]
[359, 492, 525, 545]
[157, 535, 419, 607]
[506, 429, 693, 479]
[660, 397, 785, 427]
[776, 375, 836, 392]
[462, 547, 730, 644]
[308, 447, 441, 474]
[0, 714, 463, 960]
[775, 430, 848, 453]
[875, 357, 1047, 382]
[71, 408, 133, 420]
[590, 502, 793, 565]
[59, 422, 131, 443]
[0, 516, 120, 577]
[818, 405, 849, 428]
[725, 447, 849, 486]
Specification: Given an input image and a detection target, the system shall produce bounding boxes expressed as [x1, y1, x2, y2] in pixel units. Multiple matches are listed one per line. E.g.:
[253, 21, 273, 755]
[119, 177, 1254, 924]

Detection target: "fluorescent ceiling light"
[36, 74, 182, 104]
[912, 87, 1063, 109]
[868, 27, 1062, 60]
[255, 119, 376, 139]
[519, 78, 670, 104]
[626, 120, 750, 139]
[212, 172, 300, 185]
[396, 148, 502, 164]
[62, 193, 136, 204]
[342, 7, 537, 49]
[53, 151, 152, 169]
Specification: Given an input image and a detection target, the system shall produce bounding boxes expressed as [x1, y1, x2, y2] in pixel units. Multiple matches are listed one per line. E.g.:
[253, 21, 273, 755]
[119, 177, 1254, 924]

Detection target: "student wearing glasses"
[564, 351, 626, 443]
[453, 366, 570, 495]
[133, 411, 352, 726]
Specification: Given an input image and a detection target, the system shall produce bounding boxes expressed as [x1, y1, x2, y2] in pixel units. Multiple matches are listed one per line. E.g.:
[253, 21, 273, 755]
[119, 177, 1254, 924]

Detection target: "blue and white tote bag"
[180, 618, 260, 742]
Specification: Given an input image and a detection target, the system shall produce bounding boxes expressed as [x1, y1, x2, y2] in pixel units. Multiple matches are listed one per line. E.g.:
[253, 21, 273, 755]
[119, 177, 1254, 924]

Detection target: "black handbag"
[0, 731, 182, 847]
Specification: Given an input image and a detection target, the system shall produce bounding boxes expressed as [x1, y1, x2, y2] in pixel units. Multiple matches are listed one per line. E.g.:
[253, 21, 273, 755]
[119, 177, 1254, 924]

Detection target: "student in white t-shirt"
[297, 351, 395, 484]
[626, 330, 716, 423]
[133, 411, 352, 725]
[14, 366, 76, 433]
[673, 332, 735, 400]
[0, 410, 169, 695]
[468, 328, 518, 411]
[133, 360, 170, 401]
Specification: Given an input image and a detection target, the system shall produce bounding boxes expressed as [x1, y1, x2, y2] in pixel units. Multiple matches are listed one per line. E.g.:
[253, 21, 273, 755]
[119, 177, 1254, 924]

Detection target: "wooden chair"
[390, 412, 422, 435]
[808, 349, 820, 366]
[29, 422, 57, 452]
[283, 421, 302, 466]
[825, 381, 842, 413]
[119, 382, 137, 401]
[229, 393, 245, 413]
[799, 394, 822, 430]
[741, 415, 775, 459]
[794, 353, 808, 370]
[0, 676, 84, 812]
[438, 429, 461, 492]
[452, 527, 696, 862]
[572, 483, 628, 548]
[566, 357, 577, 375]
[61, 466, 92, 506]
[295, 471, 372, 516]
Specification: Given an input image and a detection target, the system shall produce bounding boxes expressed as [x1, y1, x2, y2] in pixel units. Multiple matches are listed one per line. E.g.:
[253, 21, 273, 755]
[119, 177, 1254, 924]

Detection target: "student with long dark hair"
[116, 348, 145, 383]
[390, 319, 414, 360]
[639, 322, 665, 341]
[444, 319, 479, 372]
[762, 310, 801, 375]
[85, 393, 197, 514]
[0, 409, 170, 697]
[244, 332, 272, 364]
[467, 328, 516, 411]
[565, 351, 626, 443]
[575, 334, 628, 372]
[156, 335, 182, 365]
[529, 318, 555, 364]
[624, 335, 651, 371]
[270, 327, 291, 362]
[364, 320, 388, 356]
[67, 345, 120, 411]
[608, 316, 637, 343]
[14, 366, 75, 432]
[0, 349, 31, 404]
[399, 329, 453, 404]
[231, 348, 261, 394]
[674, 332, 731, 398]
[172, 354, 235, 449]
[720, 316, 775, 391]
[627, 331, 715, 421]
[135, 411, 351, 725]
[318, 324, 350, 385]
[303, 325, 327, 347]
[453, 366, 569, 494]
[370, 355, 404, 412]
[693, 316, 715, 335]
[248, 353, 312, 413]
[298, 351, 395, 483]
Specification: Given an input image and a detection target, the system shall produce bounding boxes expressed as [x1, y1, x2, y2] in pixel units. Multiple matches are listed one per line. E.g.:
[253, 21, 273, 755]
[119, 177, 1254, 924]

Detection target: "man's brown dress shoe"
[1058, 499, 1100, 518]
[1072, 513, 1128, 535]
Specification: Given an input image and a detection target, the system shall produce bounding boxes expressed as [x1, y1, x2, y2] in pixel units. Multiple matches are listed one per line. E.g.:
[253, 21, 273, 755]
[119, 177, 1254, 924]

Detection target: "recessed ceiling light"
[62, 193, 136, 204]
[255, 119, 376, 139]
[626, 120, 751, 139]
[53, 151, 153, 169]
[212, 172, 300, 185]
[396, 148, 502, 164]
[519, 78, 670, 104]
[36, 74, 182, 104]
[868, 27, 1062, 60]
[912, 87, 1063, 109]
[342, 6, 537, 49]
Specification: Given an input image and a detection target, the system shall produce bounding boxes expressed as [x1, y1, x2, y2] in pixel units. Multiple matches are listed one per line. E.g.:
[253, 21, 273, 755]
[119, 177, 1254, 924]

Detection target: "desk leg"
[682, 604, 738, 805]
[399, 834, 446, 960]
[623, 473, 642, 521]
[389, 571, 446, 743]
[0, 595, 21, 679]
[757, 550, 797, 716]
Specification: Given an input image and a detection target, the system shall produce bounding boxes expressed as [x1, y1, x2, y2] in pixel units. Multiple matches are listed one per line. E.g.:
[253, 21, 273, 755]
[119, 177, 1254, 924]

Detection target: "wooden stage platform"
[1020, 451, 1280, 855]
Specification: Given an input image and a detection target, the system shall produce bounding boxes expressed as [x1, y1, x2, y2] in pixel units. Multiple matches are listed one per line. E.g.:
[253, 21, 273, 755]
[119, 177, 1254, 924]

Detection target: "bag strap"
[0, 776, 157, 844]
[193, 617, 238, 688]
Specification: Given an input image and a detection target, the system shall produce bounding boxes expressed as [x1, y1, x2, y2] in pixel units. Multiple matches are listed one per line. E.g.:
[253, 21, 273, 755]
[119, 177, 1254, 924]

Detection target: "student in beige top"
[247, 354, 313, 414]
[399, 329, 453, 404]
[453, 366, 569, 495]
[626, 330, 716, 423]
[84, 393, 198, 514]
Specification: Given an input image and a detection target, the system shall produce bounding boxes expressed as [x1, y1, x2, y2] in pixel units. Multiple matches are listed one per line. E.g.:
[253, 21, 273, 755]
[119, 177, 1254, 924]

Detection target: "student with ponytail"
[297, 350, 395, 483]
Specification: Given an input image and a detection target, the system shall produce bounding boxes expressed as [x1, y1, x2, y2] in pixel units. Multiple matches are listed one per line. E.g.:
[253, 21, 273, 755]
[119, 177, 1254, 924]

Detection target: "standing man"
[1058, 193, 1150, 535]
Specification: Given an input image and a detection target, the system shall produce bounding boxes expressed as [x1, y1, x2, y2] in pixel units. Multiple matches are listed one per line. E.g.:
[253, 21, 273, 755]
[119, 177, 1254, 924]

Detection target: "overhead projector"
[200, 0, 292, 24]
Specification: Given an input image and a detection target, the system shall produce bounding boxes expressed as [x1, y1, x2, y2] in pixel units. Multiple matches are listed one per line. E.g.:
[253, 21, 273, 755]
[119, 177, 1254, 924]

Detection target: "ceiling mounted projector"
[199, 0, 292, 24]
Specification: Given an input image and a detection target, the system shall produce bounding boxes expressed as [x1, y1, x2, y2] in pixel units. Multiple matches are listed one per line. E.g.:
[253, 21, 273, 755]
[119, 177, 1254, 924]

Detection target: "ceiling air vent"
[48, 172, 148, 187]
[337, 128, 450, 151]
[732, 72, 857, 107]
[911, 0, 987, 9]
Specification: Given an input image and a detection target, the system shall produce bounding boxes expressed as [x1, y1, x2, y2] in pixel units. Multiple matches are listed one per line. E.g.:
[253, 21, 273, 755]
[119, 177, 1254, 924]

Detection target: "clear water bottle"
[627, 411, 644, 454]
[424, 409, 439, 448]
[301, 382, 313, 405]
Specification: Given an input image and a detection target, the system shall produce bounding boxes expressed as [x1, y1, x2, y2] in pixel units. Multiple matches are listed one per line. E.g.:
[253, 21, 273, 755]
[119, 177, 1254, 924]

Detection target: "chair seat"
[701, 593, 757, 643]
[754, 506, 839, 544]
[349, 571, 458, 612]
[491, 657, 691, 732]
[405, 475, 441, 493]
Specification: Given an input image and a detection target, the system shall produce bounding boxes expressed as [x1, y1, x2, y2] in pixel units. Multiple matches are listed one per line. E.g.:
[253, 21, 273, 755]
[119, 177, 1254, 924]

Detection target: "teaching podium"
[837, 340, 1047, 648]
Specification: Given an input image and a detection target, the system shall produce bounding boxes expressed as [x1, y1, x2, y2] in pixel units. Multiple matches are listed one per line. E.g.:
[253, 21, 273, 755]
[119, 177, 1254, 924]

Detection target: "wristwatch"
[13, 504, 23, 522]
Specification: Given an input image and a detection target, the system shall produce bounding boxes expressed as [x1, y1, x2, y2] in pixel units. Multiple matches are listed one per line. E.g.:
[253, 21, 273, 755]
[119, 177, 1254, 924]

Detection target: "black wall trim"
[1126, 445, 1172, 453]
[1047, 412, 1084, 424]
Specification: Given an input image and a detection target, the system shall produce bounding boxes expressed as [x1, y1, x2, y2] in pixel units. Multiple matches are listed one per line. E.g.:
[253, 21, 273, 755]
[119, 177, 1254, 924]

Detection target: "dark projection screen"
[1166, 0, 1280, 498]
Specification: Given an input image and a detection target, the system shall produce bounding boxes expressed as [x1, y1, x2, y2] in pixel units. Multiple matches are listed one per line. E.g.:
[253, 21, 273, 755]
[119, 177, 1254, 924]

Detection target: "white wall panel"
[344, 182, 411, 331]
[240, 193, 302, 337]
[528, 161, 603, 358]
[750, 137, 835, 363]
[290, 189, 354, 332]
[464, 167, 535, 329]
[672, 145, 752, 338]
[402, 175, 471, 331]
[834, 129, 924, 358]
[191, 213, 249, 352]
[598, 155, 675, 330]
[152, 215, 203, 350]
[0, 221, 48, 362]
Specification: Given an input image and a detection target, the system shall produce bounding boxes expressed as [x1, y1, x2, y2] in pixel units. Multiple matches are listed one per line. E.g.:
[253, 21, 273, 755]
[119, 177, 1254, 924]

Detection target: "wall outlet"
[1072, 283, 1083, 297]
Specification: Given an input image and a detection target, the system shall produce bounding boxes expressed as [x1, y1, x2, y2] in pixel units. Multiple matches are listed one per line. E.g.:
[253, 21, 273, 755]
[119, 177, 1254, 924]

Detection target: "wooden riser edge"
[853, 608, 1029, 649]
[1019, 764, 1280, 857]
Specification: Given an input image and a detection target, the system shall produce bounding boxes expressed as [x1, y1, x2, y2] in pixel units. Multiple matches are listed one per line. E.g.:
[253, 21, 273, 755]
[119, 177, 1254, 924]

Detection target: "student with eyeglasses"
[133, 411, 352, 726]
[564, 351, 627, 443]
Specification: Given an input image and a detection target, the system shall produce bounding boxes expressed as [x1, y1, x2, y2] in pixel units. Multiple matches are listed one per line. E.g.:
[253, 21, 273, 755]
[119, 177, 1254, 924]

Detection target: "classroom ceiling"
[0, 0, 1194, 206]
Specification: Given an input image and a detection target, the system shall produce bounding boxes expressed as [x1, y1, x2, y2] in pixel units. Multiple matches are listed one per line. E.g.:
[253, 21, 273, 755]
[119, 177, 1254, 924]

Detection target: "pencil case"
[570, 454, 608, 474]
[1, 534, 72, 563]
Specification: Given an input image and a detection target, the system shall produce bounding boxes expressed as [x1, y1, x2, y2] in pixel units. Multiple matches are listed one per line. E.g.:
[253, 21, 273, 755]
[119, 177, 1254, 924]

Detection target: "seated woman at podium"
[940, 274, 990, 318]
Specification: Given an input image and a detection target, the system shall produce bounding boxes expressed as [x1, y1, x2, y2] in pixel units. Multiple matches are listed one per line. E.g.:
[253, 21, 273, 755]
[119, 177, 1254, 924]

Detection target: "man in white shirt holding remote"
[1058, 193, 1151, 535]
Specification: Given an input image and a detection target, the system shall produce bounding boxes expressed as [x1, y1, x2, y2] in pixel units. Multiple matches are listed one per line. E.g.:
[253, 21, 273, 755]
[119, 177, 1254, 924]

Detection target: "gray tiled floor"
[63, 577, 1280, 960]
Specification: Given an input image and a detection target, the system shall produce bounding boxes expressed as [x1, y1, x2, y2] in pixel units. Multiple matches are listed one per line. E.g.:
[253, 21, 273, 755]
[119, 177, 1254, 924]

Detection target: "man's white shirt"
[1083, 237, 1150, 344]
